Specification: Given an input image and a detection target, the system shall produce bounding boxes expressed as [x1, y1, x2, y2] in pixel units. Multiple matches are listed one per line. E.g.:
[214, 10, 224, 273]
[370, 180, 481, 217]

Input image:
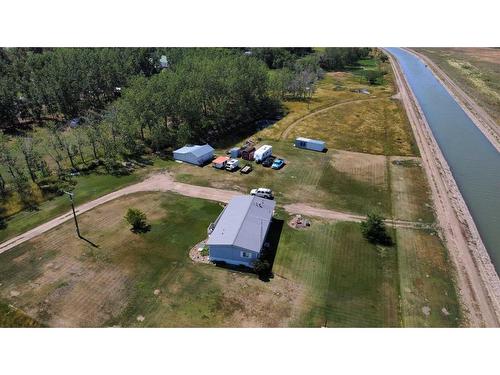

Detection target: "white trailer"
[254, 145, 273, 163]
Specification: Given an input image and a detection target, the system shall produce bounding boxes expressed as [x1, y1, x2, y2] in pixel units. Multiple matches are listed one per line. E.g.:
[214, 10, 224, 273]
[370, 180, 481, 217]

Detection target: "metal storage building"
[173, 144, 214, 165]
[294, 137, 326, 152]
[207, 195, 276, 267]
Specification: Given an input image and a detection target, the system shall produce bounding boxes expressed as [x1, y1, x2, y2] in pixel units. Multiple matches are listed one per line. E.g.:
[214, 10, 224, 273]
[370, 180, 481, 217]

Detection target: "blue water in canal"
[387, 48, 500, 273]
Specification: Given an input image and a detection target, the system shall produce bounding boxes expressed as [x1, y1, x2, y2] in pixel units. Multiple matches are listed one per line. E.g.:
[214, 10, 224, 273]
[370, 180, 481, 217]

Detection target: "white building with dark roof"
[207, 195, 276, 267]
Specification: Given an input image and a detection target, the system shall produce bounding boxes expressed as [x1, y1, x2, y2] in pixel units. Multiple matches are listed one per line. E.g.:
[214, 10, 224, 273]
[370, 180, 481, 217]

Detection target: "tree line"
[0, 48, 167, 130]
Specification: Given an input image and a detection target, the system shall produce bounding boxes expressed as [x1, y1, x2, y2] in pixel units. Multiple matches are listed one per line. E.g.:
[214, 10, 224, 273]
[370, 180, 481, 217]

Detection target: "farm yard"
[0, 190, 460, 327]
[0, 50, 462, 328]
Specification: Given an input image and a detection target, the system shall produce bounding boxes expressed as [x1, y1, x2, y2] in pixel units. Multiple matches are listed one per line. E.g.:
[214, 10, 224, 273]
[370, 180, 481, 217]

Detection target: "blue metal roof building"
[207, 195, 276, 267]
[173, 144, 214, 165]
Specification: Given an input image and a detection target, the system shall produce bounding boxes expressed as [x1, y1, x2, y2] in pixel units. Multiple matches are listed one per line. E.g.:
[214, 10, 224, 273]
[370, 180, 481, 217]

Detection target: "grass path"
[280, 97, 382, 140]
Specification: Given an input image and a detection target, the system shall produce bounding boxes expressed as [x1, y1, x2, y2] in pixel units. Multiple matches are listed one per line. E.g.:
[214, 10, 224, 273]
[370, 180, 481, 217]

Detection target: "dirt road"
[0, 172, 424, 255]
[283, 203, 427, 229]
[387, 50, 500, 327]
[406, 48, 500, 152]
[280, 97, 381, 140]
[0, 174, 240, 255]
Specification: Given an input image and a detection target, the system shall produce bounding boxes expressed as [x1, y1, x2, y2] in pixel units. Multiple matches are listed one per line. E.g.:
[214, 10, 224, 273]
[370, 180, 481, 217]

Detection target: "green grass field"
[273, 219, 399, 327]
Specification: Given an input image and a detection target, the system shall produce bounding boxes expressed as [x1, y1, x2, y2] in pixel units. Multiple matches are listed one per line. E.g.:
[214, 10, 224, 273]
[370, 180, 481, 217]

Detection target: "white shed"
[173, 144, 214, 165]
[294, 137, 326, 152]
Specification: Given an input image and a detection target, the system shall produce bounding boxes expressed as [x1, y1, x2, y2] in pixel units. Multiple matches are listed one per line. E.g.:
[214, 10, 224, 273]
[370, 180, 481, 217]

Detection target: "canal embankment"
[386, 48, 500, 327]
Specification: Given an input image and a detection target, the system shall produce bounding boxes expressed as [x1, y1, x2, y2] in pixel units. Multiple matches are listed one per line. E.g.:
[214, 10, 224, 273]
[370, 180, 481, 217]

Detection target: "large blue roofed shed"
[173, 144, 214, 165]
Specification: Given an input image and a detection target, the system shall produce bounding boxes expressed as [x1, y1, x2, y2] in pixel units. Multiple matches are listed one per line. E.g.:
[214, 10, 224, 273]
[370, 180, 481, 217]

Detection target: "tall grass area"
[0, 172, 140, 243]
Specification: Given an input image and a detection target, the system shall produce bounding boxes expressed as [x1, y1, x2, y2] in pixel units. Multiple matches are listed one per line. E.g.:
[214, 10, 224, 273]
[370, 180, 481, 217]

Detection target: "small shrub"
[360, 213, 393, 246]
[125, 208, 149, 233]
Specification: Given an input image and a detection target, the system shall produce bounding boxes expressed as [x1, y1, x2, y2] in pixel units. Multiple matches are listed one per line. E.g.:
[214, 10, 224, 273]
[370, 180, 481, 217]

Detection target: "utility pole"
[63, 191, 81, 238]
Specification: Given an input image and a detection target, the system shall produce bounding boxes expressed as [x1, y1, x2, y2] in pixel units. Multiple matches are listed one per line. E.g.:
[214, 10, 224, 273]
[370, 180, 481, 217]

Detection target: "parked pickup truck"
[250, 187, 274, 200]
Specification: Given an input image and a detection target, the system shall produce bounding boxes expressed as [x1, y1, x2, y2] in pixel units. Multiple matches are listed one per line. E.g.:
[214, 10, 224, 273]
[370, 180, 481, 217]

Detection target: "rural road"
[280, 97, 382, 140]
[387, 50, 500, 327]
[0, 172, 423, 255]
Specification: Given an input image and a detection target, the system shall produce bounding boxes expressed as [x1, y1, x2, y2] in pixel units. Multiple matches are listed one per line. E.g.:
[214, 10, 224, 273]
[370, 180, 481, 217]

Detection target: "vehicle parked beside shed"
[254, 145, 273, 163]
[207, 195, 276, 268]
[173, 144, 214, 166]
[294, 137, 326, 152]
[212, 156, 230, 169]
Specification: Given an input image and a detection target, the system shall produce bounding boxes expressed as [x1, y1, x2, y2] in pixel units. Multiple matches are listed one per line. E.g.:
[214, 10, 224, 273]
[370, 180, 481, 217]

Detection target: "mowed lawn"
[0, 192, 302, 328]
[273, 219, 399, 327]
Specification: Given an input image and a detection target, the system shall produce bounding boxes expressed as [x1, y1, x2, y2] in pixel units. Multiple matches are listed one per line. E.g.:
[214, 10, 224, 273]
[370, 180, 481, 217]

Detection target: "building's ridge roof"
[207, 195, 275, 253]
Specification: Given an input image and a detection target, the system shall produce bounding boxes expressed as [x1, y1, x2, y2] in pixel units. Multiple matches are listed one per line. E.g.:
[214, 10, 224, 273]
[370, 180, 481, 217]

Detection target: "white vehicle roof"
[255, 145, 272, 153]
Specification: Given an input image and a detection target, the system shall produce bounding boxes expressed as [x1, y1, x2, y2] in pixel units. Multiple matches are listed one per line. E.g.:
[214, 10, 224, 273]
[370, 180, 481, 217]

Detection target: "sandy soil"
[386, 50, 500, 327]
[407, 48, 500, 152]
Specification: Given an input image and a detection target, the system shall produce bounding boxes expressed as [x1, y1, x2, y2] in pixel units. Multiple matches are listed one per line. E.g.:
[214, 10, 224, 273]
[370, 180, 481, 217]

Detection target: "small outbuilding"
[173, 144, 214, 166]
[212, 156, 230, 169]
[207, 195, 276, 268]
[294, 137, 326, 152]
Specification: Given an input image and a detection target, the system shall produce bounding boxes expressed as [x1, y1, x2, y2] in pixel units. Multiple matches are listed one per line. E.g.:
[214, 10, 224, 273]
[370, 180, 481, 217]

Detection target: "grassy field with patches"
[0, 190, 460, 327]
[396, 228, 461, 327]
[284, 97, 417, 156]
[0, 192, 302, 327]
[389, 157, 435, 223]
[259, 63, 397, 141]
[415, 48, 500, 126]
[170, 142, 392, 217]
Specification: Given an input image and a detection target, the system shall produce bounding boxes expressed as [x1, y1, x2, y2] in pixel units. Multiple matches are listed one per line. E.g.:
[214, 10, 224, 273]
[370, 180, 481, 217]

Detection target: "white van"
[254, 145, 273, 163]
